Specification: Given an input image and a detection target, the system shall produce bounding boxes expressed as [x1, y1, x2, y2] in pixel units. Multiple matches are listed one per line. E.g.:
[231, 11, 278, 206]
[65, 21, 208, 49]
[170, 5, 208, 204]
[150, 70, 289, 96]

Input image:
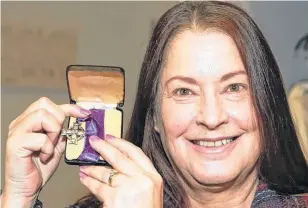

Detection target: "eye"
[226, 84, 246, 92]
[173, 88, 194, 96]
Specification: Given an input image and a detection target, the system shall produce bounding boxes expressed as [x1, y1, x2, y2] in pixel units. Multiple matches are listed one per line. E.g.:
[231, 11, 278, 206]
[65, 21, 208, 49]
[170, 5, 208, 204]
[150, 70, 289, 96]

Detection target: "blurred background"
[1, 1, 308, 207]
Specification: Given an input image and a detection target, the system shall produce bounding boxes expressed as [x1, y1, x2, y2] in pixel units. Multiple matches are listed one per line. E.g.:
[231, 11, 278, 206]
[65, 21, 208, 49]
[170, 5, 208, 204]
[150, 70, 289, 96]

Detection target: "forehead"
[162, 30, 245, 80]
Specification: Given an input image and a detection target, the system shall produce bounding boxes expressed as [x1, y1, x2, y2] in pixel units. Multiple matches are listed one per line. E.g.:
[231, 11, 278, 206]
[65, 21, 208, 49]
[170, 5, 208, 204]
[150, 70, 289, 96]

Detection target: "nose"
[196, 93, 228, 130]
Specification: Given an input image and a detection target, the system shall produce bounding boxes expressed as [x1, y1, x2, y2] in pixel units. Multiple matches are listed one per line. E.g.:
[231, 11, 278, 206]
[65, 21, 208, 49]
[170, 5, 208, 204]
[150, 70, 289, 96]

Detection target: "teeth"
[208, 141, 214, 147]
[195, 137, 234, 147]
[214, 141, 222, 147]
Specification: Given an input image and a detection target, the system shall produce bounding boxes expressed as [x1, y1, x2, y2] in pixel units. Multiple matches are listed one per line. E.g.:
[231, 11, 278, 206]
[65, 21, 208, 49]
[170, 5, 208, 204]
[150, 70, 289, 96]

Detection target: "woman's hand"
[2, 97, 91, 208]
[79, 135, 163, 208]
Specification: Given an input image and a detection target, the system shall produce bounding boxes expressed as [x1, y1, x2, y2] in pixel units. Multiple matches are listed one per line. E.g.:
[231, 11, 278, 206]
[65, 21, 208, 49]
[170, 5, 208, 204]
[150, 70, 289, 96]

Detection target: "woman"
[1, 1, 308, 208]
[288, 80, 308, 161]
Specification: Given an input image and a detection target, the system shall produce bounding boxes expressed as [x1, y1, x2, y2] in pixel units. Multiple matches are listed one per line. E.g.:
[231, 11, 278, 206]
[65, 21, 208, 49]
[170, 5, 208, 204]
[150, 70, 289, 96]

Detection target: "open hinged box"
[64, 65, 124, 166]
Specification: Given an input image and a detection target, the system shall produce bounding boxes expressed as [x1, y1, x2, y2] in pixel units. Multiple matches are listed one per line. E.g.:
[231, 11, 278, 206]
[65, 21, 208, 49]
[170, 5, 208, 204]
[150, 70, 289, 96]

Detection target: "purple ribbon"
[77, 109, 105, 162]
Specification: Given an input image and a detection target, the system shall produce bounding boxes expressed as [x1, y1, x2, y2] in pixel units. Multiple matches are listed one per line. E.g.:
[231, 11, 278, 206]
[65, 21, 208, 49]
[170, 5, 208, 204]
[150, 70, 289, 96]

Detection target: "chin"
[190, 161, 241, 186]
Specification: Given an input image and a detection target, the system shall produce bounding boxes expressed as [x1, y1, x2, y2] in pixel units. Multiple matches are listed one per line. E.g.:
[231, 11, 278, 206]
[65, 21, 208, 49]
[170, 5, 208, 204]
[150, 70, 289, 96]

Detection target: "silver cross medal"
[61, 121, 85, 145]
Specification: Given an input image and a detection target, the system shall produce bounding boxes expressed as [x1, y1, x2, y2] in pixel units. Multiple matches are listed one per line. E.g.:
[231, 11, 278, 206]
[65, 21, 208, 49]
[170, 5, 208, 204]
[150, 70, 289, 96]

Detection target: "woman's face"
[158, 30, 261, 186]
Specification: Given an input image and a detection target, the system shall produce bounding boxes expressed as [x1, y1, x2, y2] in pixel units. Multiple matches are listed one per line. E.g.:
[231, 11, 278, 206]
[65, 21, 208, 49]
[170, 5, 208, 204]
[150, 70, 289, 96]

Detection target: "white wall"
[247, 1, 308, 90]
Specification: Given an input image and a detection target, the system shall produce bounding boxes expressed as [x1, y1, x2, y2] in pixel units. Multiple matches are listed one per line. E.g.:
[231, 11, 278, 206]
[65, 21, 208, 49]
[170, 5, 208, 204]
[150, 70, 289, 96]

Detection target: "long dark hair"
[74, 1, 308, 207]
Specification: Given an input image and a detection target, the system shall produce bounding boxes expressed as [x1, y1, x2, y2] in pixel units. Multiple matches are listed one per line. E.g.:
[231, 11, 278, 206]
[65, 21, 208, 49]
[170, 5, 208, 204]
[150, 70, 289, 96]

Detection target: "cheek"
[226, 100, 261, 155]
[226, 100, 256, 131]
[161, 101, 196, 138]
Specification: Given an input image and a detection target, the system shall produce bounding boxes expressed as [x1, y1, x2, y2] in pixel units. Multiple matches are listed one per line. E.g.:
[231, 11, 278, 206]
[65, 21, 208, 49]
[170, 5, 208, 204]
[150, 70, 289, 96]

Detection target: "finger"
[7, 133, 54, 163]
[9, 97, 91, 130]
[53, 135, 67, 157]
[59, 103, 92, 118]
[80, 166, 128, 187]
[79, 172, 113, 203]
[10, 109, 61, 146]
[9, 97, 64, 130]
[89, 136, 142, 176]
[105, 135, 156, 173]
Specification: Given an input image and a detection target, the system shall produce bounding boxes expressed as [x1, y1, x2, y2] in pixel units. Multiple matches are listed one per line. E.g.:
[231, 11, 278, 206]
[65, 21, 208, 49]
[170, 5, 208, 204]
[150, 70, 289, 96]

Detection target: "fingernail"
[79, 171, 87, 179]
[89, 135, 100, 143]
[80, 109, 92, 116]
[105, 134, 115, 140]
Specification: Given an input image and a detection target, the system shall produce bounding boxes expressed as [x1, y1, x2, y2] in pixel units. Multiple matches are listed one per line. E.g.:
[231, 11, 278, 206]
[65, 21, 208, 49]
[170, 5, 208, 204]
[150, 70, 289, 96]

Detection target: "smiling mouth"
[191, 136, 239, 147]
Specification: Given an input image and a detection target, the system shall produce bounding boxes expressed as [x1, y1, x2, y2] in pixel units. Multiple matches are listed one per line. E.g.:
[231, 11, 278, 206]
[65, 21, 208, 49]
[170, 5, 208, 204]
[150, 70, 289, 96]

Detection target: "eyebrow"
[164, 70, 247, 86]
[165, 76, 199, 86]
[220, 70, 247, 82]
